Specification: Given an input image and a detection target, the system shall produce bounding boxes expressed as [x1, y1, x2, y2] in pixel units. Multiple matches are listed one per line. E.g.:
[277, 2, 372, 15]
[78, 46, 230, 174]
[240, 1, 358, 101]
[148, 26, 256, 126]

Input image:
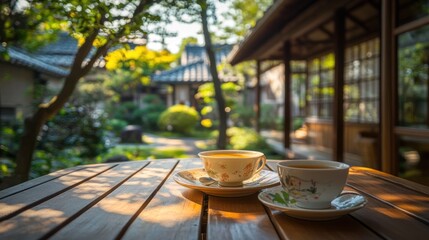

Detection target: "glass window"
[396, 0, 429, 26]
[397, 25, 429, 128]
[344, 38, 380, 123]
[398, 136, 429, 186]
[306, 54, 334, 119]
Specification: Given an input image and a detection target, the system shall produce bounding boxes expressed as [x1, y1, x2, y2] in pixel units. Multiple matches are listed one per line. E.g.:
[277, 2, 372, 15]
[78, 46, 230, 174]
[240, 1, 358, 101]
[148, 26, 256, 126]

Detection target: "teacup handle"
[254, 155, 267, 174]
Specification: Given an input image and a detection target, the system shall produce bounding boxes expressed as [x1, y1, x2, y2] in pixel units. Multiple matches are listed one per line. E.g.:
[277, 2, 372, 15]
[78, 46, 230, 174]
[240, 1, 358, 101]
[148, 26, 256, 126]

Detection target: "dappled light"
[372, 207, 407, 219]
[1, 0, 429, 238]
[211, 210, 259, 223]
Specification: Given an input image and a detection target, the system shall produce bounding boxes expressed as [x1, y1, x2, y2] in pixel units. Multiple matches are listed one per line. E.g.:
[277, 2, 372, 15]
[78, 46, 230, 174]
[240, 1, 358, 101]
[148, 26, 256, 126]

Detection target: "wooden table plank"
[0, 165, 86, 199]
[352, 167, 429, 195]
[50, 160, 178, 240]
[268, 211, 380, 240]
[348, 188, 429, 240]
[0, 161, 149, 239]
[0, 164, 114, 220]
[122, 159, 204, 240]
[347, 168, 429, 222]
[207, 194, 280, 240]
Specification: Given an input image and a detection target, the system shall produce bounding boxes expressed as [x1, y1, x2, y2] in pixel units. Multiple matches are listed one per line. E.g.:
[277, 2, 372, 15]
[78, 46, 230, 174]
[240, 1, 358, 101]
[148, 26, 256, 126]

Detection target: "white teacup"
[277, 160, 349, 209]
[198, 150, 267, 187]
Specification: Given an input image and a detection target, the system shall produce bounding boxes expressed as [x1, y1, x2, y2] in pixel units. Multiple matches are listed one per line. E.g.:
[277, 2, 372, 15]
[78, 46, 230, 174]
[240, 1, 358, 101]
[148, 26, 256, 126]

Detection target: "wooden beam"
[247, 0, 362, 61]
[172, 84, 176, 105]
[296, 39, 333, 46]
[319, 25, 334, 38]
[347, 12, 371, 32]
[380, 0, 395, 174]
[283, 41, 292, 149]
[333, 8, 346, 162]
[256, 61, 261, 133]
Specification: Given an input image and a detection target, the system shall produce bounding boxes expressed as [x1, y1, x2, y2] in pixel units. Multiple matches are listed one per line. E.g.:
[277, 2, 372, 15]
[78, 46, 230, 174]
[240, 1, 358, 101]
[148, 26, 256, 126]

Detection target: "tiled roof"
[35, 32, 93, 68]
[152, 44, 238, 84]
[1, 46, 69, 77]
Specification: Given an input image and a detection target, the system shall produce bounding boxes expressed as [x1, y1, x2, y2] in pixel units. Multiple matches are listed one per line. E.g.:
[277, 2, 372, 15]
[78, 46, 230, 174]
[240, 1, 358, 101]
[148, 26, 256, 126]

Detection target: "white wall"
[260, 64, 285, 117]
[0, 63, 34, 118]
[175, 85, 191, 106]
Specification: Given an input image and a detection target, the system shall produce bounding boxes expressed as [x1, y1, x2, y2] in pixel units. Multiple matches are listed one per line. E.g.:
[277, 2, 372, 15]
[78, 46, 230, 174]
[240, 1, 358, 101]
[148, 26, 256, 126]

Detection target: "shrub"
[230, 105, 255, 127]
[158, 105, 200, 134]
[227, 127, 270, 150]
[226, 127, 282, 159]
[141, 94, 166, 131]
[109, 102, 144, 126]
[107, 118, 128, 135]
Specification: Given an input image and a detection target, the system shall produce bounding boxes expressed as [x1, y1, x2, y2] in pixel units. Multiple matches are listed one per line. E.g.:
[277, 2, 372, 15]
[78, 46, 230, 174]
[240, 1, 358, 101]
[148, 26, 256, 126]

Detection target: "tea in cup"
[277, 160, 349, 209]
[198, 150, 267, 187]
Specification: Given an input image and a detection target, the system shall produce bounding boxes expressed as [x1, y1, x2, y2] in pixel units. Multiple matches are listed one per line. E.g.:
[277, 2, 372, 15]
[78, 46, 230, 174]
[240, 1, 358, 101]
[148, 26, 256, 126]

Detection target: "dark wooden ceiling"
[230, 0, 381, 64]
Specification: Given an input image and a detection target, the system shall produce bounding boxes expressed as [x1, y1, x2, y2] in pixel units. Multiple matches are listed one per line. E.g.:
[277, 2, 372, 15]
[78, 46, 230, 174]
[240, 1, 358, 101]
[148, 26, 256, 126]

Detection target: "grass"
[97, 144, 189, 162]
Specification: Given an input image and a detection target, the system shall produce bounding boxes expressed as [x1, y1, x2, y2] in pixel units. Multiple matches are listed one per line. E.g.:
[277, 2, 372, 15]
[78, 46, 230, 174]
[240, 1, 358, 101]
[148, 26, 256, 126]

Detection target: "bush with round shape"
[158, 105, 200, 134]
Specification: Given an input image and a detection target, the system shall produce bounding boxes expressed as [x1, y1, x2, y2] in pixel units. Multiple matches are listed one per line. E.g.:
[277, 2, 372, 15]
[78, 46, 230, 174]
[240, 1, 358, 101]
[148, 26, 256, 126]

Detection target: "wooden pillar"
[380, 0, 395, 173]
[283, 41, 291, 149]
[172, 84, 176, 105]
[255, 61, 261, 133]
[333, 9, 345, 162]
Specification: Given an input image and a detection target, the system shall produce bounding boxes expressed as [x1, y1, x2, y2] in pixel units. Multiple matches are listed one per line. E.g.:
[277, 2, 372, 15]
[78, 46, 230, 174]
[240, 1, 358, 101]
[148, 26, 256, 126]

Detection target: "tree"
[1, 0, 173, 182]
[104, 45, 175, 97]
[173, 0, 229, 149]
[219, 0, 273, 42]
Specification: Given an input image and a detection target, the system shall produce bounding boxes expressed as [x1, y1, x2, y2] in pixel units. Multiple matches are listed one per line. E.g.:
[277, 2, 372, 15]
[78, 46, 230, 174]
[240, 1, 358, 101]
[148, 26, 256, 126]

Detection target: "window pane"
[292, 61, 307, 72]
[368, 80, 377, 98]
[343, 38, 380, 124]
[397, 25, 429, 128]
[398, 136, 429, 186]
[309, 59, 320, 72]
[321, 70, 333, 85]
[321, 53, 335, 69]
[345, 102, 359, 121]
[360, 101, 378, 122]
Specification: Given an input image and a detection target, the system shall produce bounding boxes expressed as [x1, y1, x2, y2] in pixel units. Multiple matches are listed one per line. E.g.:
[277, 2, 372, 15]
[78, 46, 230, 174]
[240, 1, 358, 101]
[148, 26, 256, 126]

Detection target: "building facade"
[230, 0, 429, 185]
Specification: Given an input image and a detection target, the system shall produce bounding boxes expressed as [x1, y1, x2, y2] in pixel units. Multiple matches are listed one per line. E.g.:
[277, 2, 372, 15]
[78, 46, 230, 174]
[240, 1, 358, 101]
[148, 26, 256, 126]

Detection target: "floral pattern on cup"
[283, 175, 322, 201]
[206, 162, 255, 182]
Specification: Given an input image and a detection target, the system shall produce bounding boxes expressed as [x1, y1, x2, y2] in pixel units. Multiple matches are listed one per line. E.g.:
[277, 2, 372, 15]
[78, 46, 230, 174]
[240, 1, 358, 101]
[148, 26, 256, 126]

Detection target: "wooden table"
[1, 158, 428, 239]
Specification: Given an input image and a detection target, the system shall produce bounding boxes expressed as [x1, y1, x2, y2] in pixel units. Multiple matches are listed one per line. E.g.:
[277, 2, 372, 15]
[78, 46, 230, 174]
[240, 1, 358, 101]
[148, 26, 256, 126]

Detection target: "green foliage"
[108, 102, 145, 126]
[0, 122, 21, 178]
[106, 119, 128, 135]
[260, 104, 282, 130]
[227, 127, 269, 150]
[293, 117, 304, 131]
[97, 145, 187, 161]
[196, 82, 241, 106]
[140, 94, 167, 131]
[158, 105, 200, 134]
[195, 82, 242, 129]
[230, 105, 255, 127]
[219, 0, 273, 42]
[104, 46, 176, 94]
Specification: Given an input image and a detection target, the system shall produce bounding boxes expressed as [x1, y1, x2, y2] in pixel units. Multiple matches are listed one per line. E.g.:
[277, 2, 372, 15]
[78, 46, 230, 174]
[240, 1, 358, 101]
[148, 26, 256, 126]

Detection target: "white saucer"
[173, 168, 280, 197]
[258, 187, 367, 221]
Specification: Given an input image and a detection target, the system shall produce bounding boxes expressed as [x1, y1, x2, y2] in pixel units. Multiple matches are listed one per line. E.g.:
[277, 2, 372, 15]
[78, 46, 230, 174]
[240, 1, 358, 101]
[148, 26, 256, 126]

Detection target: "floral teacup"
[198, 150, 267, 187]
[277, 160, 349, 209]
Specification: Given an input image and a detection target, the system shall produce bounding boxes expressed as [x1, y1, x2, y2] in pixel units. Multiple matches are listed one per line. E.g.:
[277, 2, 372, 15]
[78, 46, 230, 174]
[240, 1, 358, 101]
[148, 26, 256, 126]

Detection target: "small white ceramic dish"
[258, 187, 367, 221]
[173, 168, 279, 197]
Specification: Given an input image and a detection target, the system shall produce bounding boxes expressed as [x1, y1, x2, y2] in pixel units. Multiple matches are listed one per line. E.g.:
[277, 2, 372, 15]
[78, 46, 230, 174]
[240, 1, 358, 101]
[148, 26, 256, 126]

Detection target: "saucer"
[173, 168, 280, 197]
[258, 187, 367, 221]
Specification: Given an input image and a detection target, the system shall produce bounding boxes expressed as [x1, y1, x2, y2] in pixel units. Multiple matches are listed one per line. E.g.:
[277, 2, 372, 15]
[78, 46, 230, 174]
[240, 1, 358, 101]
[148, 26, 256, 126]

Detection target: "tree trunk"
[12, 0, 151, 182]
[14, 30, 104, 182]
[200, 1, 227, 149]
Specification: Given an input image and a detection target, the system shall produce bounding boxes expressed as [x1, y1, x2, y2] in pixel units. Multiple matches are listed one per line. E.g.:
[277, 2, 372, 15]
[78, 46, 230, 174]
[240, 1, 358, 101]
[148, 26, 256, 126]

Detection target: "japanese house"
[229, 0, 429, 185]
